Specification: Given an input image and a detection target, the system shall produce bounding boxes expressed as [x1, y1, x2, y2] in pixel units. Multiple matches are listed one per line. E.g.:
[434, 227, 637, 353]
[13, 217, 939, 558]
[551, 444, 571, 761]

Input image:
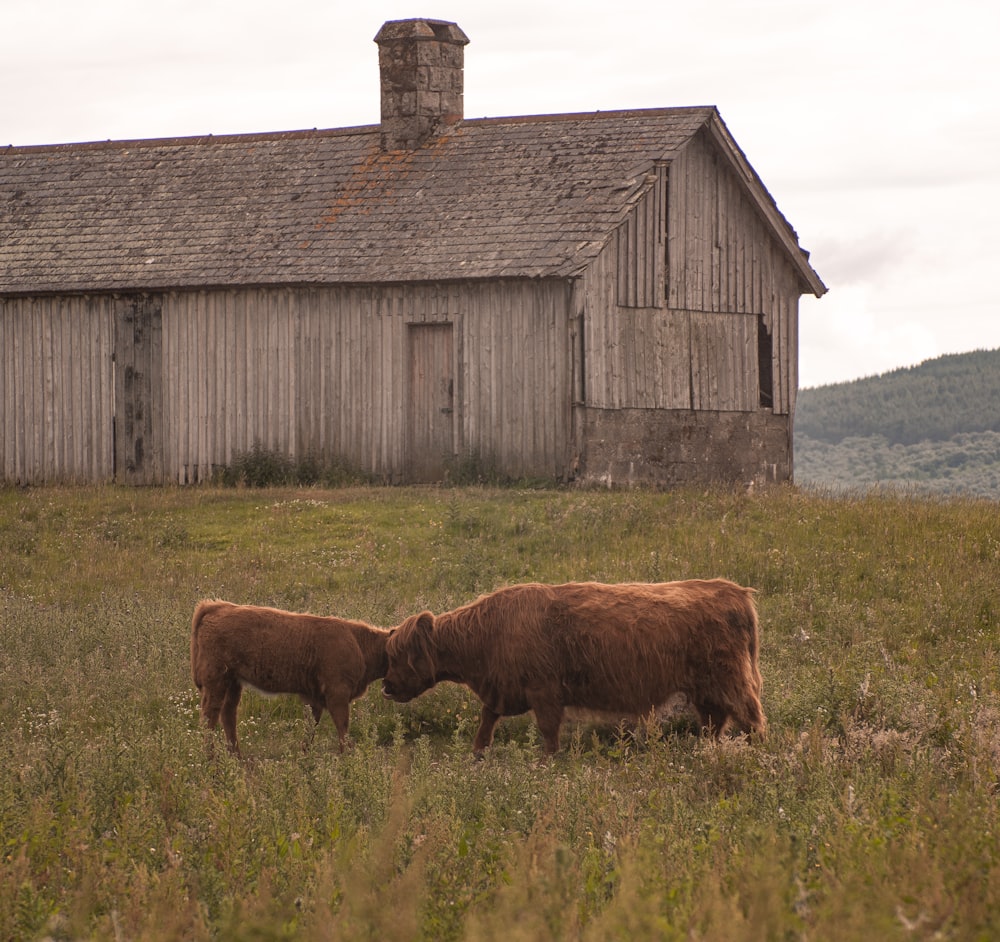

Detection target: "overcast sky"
[3, 0, 997, 388]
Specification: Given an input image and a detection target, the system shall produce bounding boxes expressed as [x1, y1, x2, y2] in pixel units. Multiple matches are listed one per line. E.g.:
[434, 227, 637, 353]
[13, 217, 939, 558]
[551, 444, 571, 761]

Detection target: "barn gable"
[0, 17, 824, 487]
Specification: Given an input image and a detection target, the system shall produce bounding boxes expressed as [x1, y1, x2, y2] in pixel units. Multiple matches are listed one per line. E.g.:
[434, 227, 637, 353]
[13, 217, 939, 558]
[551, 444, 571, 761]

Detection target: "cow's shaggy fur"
[191, 600, 391, 756]
[383, 580, 766, 754]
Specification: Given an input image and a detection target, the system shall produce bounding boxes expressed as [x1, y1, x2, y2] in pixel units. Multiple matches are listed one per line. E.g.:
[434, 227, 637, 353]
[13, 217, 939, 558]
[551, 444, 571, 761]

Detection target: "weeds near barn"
[213, 442, 374, 488]
[1, 484, 999, 939]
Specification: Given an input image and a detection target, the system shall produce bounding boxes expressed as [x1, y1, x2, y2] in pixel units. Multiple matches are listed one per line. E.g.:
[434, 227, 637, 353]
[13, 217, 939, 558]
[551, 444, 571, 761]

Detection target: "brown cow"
[382, 580, 766, 755]
[191, 600, 392, 756]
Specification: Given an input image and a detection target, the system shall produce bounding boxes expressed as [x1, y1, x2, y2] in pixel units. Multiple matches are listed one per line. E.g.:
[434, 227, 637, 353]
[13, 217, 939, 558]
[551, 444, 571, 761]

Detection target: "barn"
[0, 17, 825, 487]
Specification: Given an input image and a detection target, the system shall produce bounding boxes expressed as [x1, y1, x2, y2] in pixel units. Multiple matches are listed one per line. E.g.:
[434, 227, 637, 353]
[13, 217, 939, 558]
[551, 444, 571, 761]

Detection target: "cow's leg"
[734, 695, 768, 740]
[219, 680, 243, 754]
[198, 686, 225, 759]
[325, 694, 351, 753]
[472, 704, 502, 756]
[199, 683, 224, 733]
[528, 695, 565, 755]
[301, 700, 324, 751]
[693, 699, 730, 739]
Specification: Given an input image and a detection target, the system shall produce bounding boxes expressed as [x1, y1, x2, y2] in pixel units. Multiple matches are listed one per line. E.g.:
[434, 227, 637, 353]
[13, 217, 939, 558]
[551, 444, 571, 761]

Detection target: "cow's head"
[382, 611, 438, 702]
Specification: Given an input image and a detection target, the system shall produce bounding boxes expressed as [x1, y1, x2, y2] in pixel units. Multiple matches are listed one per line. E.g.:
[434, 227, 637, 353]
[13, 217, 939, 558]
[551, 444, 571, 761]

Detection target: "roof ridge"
[3, 106, 718, 153]
[2, 124, 379, 153]
[463, 105, 716, 126]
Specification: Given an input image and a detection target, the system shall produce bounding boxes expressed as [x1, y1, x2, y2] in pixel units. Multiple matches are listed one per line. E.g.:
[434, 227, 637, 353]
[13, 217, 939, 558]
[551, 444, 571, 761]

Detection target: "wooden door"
[407, 323, 455, 481]
[114, 295, 163, 484]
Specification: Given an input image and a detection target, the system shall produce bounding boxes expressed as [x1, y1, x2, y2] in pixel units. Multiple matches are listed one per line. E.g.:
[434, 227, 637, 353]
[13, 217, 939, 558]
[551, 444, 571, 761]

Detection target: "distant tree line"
[796, 348, 1000, 445]
[794, 348, 1000, 498]
[795, 431, 1000, 498]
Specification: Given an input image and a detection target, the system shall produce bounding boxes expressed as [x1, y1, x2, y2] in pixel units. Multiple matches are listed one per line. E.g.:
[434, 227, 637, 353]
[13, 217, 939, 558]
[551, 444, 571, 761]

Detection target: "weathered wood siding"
[615, 163, 667, 309]
[573, 127, 808, 488]
[116, 296, 164, 485]
[0, 295, 115, 483]
[582, 241, 760, 414]
[159, 280, 572, 483]
[666, 128, 803, 414]
[1, 280, 573, 485]
[581, 129, 804, 419]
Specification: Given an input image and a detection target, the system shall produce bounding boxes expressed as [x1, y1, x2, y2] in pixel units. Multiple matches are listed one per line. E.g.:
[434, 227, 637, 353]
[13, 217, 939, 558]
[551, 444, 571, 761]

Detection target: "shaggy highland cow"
[383, 580, 766, 754]
[191, 600, 392, 756]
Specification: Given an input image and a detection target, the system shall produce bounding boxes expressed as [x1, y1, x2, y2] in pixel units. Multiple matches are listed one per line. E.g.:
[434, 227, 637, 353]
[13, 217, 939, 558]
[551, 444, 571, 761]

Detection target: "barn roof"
[0, 106, 825, 296]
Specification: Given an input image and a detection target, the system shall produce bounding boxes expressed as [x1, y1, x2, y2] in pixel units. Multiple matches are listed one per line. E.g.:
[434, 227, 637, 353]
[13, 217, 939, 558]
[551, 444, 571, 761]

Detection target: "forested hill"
[796, 348, 1000, 445]
[794, 348, 1000, 498]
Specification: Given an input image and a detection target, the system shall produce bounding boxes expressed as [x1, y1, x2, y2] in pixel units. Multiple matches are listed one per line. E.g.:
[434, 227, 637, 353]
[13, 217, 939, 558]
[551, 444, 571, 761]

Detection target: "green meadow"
[2, 484, 999, 940]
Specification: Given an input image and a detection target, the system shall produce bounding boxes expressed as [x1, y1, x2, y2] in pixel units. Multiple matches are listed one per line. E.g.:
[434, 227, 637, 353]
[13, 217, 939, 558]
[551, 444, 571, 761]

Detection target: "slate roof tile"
[1, 106, 810, 294]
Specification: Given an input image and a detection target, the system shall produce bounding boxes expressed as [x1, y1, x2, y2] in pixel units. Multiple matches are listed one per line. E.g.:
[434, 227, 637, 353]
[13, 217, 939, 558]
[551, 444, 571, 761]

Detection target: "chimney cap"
[374, 18, 469, 45]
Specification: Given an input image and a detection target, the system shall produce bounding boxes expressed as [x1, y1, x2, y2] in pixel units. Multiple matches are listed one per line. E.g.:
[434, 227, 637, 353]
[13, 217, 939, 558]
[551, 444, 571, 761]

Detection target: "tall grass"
[1, 484, 999, 939]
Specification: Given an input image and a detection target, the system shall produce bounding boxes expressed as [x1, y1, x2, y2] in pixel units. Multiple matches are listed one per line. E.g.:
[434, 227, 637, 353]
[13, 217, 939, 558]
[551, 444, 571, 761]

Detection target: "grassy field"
[1, 484, 999, 940]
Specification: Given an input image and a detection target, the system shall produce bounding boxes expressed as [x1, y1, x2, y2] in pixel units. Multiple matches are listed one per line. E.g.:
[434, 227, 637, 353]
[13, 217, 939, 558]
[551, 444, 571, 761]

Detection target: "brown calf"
[383, 580, 766, 754]
[191, 600, 391, 756]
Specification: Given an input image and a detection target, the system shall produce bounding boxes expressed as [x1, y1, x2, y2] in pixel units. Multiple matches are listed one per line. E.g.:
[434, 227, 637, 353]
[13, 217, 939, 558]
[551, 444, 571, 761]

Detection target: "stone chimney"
[374, 18, 470, 151]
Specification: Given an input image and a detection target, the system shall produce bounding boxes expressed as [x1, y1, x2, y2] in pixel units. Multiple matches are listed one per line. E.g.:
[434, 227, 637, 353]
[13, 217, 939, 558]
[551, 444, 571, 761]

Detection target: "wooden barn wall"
[1, 282, 573, 485]
[159, 280, 572, 484]
[666, 128, 805, 414]
[615, 164, 667, 309]
[0, 295, 115, 483]
[581, 241, 760, 414]
[460, 280, 572, 480]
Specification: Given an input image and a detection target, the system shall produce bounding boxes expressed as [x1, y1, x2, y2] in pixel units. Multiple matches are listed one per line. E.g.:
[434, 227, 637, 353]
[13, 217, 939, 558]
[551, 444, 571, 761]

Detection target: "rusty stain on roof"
[0, 107, 818, 294]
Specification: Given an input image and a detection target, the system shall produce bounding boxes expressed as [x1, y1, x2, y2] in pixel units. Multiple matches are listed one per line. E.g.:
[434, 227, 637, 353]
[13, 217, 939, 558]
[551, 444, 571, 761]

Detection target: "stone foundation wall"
[577, 408, 792, 489]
